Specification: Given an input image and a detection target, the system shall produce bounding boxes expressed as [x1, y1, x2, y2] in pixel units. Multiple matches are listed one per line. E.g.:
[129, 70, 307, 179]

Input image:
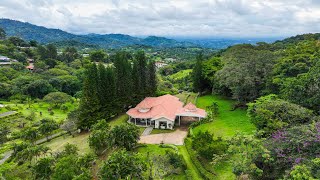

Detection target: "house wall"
[154, 117, 174, 130]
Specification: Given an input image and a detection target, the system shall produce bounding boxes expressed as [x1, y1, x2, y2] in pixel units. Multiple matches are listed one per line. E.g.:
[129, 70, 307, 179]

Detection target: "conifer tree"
[135, 51, 147, 97]
[192, 53, 204, 93]
[131, 59, 140, 101]
[78, 63, 100, 129]
[114, 51, 133, 109]
[147, 61, 157, 96]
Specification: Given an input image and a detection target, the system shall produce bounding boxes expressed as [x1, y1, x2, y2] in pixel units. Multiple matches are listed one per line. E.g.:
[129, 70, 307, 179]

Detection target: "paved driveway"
[138, 128, 188, 145]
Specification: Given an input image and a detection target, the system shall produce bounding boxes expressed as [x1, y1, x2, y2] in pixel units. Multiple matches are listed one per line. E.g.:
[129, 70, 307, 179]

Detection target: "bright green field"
[194, 95, 256, 180]
[194, 95, 255, 138]
[0, 101, 77, 123]
[168, 69, 192, 80]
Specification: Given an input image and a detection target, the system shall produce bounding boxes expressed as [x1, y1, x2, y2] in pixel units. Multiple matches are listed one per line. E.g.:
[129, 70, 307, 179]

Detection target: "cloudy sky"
[0, 0, 320, 38]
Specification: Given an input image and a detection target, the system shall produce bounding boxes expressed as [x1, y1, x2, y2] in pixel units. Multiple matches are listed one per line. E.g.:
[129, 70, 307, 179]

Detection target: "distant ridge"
[0, 18, 196, 48]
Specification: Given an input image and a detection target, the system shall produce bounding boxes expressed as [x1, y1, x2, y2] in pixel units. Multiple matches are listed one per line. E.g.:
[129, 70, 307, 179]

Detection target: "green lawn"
[0, 101, 77, 123]
[150, 129, 175, 134]
[44, 132, 92, 155]
[193, 95, 256, 180]
[0, 107, 9, 114]
[168, 69, 192, 80]
[194, 95, 255, 138]
[107, 114, 128, 127]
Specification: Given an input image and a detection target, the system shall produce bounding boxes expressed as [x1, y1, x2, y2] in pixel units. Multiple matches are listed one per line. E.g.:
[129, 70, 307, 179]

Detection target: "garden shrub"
[159, 144, 178, 152]
[247, 94, 315, 137]
[166, 150, 187, 170]
[60, 104, 68, 112]
[192, 131, 228, 160]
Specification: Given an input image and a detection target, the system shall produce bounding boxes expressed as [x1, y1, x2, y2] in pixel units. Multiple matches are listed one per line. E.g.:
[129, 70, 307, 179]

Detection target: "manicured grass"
[150, 129, 175, 134]
[194, 95, 255, 138]
[20, 102, 76, 123]
[0, 107, 9, 114]
[194, 95, 255, 179]
[44, 132, 92, 155]
[107, 114, 128, 127]
[0, 101, 77, 123]
[139, 127, 146, 135]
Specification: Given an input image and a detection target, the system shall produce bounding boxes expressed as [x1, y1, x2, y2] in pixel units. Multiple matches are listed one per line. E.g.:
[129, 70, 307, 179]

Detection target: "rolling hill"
[0, 19, 196, 48]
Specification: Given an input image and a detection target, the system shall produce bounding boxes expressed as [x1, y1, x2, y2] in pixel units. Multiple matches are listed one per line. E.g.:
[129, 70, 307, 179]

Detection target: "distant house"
[26, 59, 34, 71]
[0, 55, 10, 62]
[82, 54, 90, 57]
[155, 61, 168, 68]
[126, 94, 206, 129]
[0, 55, 15, 66]
[164, 58, 176, 62]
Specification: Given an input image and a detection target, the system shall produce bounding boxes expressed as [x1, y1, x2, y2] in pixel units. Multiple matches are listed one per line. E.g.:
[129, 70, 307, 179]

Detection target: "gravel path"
[0, 111, 17, 118]
[0, 150, 13, 164]
[142, 127, 153, 136]
[0, 131, 66, 165]
[139, 128, 188, 145]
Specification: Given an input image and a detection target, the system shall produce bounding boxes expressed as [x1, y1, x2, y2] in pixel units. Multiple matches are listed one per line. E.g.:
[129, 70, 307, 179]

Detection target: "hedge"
[159, 144, 179, 152]
[185, 138, 215, 180]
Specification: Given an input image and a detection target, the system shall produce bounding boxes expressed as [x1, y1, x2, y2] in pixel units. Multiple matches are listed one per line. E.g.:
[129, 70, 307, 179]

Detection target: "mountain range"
[0, 18, 281, 49]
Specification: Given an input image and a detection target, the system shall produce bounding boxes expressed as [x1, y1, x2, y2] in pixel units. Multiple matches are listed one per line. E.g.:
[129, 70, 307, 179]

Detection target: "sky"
[0, 0, 320, 38]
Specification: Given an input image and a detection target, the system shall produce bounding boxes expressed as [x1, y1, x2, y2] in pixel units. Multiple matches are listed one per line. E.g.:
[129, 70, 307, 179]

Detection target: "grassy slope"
[168, 69, 192, 80]
[175, 92, 197, 105]
[178, 146, 202, 180]
[194, 95, 256, 180]
[45, 132, 91, 154]
[194, 95, 255, 137]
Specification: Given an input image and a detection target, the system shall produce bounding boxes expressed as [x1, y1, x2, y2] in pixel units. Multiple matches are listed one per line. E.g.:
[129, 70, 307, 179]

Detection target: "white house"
[126, 94, 206, 129]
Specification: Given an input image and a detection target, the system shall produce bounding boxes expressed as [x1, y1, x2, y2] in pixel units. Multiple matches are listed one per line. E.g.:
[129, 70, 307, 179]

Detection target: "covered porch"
[128, 116, 154, 127]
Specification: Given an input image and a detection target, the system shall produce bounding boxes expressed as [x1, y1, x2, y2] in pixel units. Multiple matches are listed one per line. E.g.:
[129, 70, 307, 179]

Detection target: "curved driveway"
[138, 128, 188, 145]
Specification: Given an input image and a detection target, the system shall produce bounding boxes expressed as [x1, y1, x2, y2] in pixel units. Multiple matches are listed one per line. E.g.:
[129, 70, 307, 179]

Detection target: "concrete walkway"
[139, 128, 188, 145]
[142, 127, 153, 136]
[0, 111, 17, 118]
[0, 131, 66, 165]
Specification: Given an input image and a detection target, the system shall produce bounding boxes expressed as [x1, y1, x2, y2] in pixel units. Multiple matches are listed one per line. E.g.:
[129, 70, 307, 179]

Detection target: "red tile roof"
[127, 94, 206, 121]
[176, 102, 207, 118]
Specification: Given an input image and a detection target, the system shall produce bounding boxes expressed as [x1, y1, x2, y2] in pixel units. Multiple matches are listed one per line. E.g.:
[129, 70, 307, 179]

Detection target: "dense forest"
[1, 22, 320, 179]
[185, 33, 320, 179]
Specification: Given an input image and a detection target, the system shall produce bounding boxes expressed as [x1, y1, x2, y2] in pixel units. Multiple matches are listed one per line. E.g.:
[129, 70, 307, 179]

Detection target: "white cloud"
[0, 0, 320, 37]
